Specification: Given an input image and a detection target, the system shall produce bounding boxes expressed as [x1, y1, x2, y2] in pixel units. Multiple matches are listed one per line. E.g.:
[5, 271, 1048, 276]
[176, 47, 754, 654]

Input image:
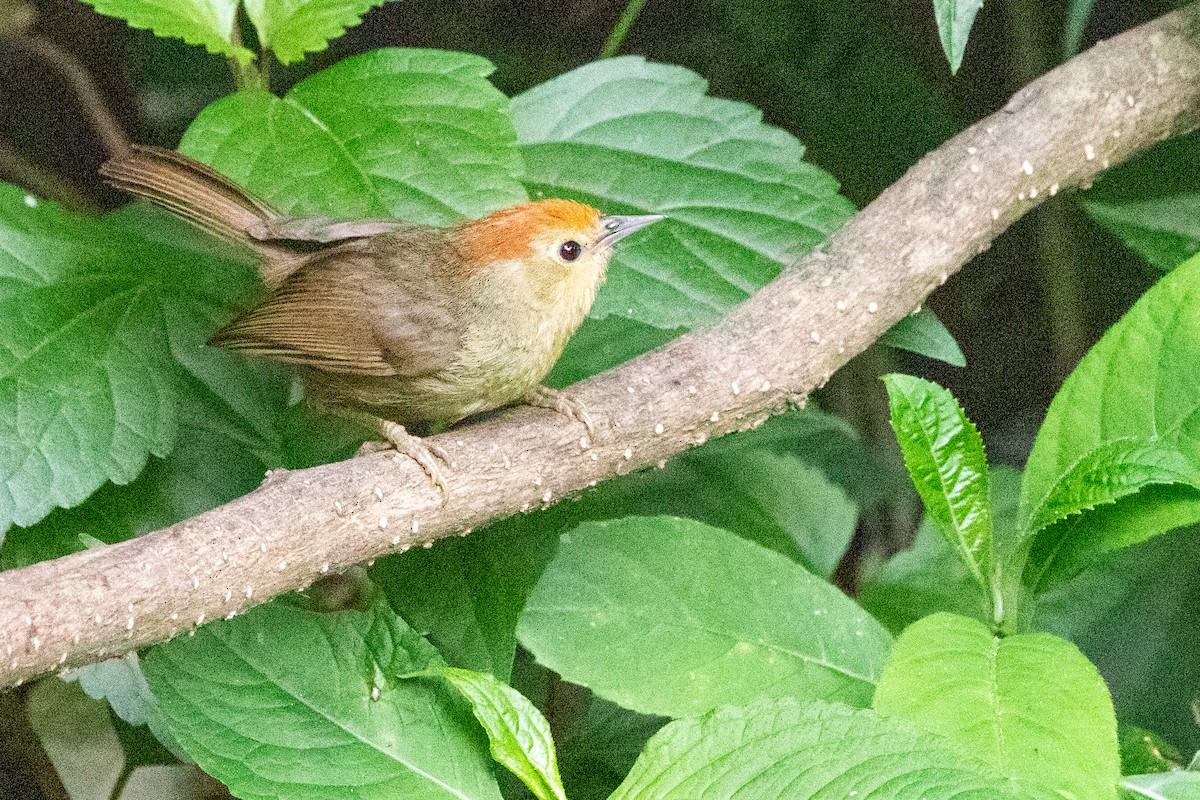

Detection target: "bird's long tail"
[101, 146, 303, 286]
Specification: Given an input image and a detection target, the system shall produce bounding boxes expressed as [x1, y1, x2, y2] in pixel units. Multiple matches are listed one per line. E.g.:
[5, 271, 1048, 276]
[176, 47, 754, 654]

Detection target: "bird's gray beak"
[597, 214, 664, 247]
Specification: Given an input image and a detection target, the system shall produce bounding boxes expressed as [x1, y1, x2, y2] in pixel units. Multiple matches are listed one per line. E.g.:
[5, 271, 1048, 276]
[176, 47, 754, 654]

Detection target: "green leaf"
[27, 678, 126, 800]
[143, 597, 502, 800]
[0, 190, 262, 536]
[75, 653, 187, 762]
[1081, 132, 1200, 272]
[879, 308, 966, 367]
[243, 0, 385, 64]
[1119, 726, 1185, 776]
[430, 668, 566, 800]
[933, 0, 984, 74]
[370, 525, 558, 682]
[181, 48, 526, 226]
[79, 0, 253, 63]
[874, 613, 1120, 800]
[611, 697, 1043, 800]
[1025, 438, 1200, 536]
[1064, 0, 1098, 56]
[883, 374, 997, 620]
[511, 56, 855, 329]
[1121, 770, 1200, 800]
[516, 517, 891, 718]
[1020, 254, 1200, 589]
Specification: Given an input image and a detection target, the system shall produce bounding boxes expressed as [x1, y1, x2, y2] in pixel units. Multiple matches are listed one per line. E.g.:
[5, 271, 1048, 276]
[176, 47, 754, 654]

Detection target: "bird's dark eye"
[559, 240, 582, 262]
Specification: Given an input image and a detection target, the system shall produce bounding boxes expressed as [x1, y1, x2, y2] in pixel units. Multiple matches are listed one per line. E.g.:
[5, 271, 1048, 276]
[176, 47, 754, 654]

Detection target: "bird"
[101, 145, 662, 496]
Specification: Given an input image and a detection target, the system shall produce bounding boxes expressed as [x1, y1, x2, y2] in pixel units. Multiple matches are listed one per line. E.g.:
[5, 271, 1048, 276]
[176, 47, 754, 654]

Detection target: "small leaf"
[143, 597, 502, 800]
[76, 653, 187, 761]
[874, 613, 1120, 800]
[1020, 253, 1200, 590]
[27, 678, 125, 800]
[883, 374, 997, 619]
[79, 0, 254, 63]
[1081, 131, 1200, 272]
[879, 308, 966, 367]
[511, 56, 855, 330]
[1121, 770, 1200, 800]
[611, 697, 1043, 800]
[181, 48, 526, 226]
[1064, 0, 1098, 56]
[430, 668, 566, 800]
[517, 517, 891, 718]
[933, 0, 985, 74]
[1119, 726, 1185, 775]
[242, 0, 385, 63]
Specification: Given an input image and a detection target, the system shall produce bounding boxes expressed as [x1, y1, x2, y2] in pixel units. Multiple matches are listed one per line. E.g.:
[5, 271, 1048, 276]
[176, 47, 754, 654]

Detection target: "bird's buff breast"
[306, 275, 593, 429]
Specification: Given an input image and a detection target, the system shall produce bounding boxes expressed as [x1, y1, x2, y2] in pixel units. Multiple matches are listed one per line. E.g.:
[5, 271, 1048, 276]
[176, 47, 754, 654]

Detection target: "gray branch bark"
[4, 6, 1200, 689]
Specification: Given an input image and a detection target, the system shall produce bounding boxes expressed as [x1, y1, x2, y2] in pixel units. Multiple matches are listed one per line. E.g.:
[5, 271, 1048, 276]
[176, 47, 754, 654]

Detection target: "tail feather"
[101, 145, 308, 286]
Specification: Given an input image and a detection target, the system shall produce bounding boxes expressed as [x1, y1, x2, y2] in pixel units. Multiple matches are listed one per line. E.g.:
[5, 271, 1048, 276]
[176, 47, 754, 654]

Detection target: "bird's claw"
[526, 386, 596, 442]
[356, 421, 452, 505]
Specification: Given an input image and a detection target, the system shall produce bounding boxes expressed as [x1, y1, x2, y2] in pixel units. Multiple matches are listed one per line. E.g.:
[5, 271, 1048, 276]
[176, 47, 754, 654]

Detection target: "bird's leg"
[524, 385, 595, 442]
[317, 402, 453, 502]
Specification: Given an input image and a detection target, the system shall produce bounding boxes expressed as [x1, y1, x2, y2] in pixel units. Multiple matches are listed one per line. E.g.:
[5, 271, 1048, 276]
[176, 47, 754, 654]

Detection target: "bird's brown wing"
[209, 236, 465, 378]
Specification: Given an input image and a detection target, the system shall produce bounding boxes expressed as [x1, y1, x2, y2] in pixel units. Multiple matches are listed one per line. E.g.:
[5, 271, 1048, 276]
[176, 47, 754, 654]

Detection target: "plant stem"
[2, 33, 130, 157]
[227, 16, 265, 92]
[600, 0, 650, 58]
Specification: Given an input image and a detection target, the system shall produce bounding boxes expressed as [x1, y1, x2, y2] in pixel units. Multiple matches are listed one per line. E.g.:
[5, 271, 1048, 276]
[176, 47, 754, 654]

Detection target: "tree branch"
[4, 5, 1200, 689]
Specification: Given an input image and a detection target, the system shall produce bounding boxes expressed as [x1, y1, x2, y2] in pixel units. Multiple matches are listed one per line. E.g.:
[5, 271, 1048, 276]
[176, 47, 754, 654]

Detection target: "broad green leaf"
[1119, 726, 1185, 775]
[879, 308, 966, 367]
[874, 613, 1120, 800]
[1122, 771, 1200, 800]
[0, 190, 262, 536]
[370, 524, 558, 682]
[181, 48, 526, 226]
[1082, 132, 1200, 272]
[143, 597, 502, 800]
[511, 56, 854, 329]
[27, 678, 125, 800]
[883, 374, 998, 619]
[933, 0, 984, 74]
[79, 0, 253, 63]
[1020, 254, 1200, 589]
[76, 653, 187, 761]
[1064, 0, 1098, 56]
[517, 517, 891, 718]
[243, 0, 385, 64]
[431, 668, 566, 800]
[611, 697, 1043, 800]
[1025, 438, 1200, 536]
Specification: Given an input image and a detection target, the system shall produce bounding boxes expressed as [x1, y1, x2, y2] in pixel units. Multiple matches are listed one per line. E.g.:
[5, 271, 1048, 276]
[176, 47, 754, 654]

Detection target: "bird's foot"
[525, 386, 596, 443]
[356, 420, 453, 505]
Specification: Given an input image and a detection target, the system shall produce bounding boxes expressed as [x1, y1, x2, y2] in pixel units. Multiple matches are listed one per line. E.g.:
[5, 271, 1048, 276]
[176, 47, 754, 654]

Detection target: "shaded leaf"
[1064, 0, 1098, 56]
[27, 678, 125, 800]
[517, 517, 891, 718]
[1119, 726, 1185, 776]
[879, 307, 966, 367]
